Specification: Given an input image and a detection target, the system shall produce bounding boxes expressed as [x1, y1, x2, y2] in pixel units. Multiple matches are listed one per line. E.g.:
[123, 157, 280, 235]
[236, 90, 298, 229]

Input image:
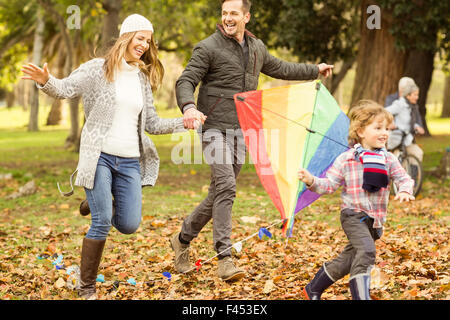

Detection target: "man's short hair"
[222, 0, 252, 13]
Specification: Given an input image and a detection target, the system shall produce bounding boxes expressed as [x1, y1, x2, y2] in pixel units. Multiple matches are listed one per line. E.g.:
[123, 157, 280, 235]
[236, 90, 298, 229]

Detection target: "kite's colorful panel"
[234, 81, 349, 237]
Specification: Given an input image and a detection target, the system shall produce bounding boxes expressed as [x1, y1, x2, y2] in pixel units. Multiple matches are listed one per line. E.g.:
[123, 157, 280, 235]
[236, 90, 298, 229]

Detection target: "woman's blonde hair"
[347, 100, 394, 146]
[102, 31, 164, 91]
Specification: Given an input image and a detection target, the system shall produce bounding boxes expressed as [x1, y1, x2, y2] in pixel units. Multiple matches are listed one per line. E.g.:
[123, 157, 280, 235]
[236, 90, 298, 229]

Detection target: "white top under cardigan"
[102, 59, 143, 158]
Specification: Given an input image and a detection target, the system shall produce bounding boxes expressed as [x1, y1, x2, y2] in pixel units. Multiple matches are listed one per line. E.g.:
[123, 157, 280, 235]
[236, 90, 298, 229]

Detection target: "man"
[384, 77, 416, 107]
[385, 77, 424, 160]
[171, 0, 334, 281]
[386, 82, 425, 162]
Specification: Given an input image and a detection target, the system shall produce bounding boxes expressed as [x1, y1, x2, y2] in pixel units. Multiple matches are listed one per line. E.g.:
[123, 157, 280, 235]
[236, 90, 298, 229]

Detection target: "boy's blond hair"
[347, 100, 394, 146]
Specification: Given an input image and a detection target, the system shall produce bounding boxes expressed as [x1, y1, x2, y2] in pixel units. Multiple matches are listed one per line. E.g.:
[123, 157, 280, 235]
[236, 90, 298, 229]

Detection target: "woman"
[22, 14, 204, 299]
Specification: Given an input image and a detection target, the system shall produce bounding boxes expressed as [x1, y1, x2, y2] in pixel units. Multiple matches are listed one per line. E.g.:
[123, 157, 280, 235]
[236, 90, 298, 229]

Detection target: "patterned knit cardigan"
[37, 58, 185, 190]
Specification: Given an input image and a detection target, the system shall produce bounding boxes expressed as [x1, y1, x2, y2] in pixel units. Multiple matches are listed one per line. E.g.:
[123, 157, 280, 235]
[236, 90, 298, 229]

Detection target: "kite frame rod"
[236, 97, 350, 151]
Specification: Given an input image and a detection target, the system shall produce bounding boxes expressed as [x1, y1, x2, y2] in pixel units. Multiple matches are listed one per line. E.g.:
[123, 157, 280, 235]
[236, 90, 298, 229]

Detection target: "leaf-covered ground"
[0, 130, 448, 300]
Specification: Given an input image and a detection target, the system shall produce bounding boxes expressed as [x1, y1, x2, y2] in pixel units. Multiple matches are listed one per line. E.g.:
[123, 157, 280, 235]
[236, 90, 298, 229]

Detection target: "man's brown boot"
[217, 256, 245, 282]
[78, 238, 106, 300]
[170, 232, 191, 273]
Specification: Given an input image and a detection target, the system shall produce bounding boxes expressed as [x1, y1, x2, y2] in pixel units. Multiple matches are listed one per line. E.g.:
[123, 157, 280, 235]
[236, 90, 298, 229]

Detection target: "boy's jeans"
[324, 209, 383, 282]
[85, 152, 142, 240]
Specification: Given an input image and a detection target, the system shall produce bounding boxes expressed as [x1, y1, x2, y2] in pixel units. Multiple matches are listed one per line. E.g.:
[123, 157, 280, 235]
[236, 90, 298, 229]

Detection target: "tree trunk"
[65, 96, 80, 147]
[46, 45, 66, 126]
[403, 49, 436, 136]
[63, 46, 81, 146]
[16, 81, 28, 110]
[102, 0, 122, 48]
[38, 0, 77, 143]
[350, 0, 406, 107]
[442, 75, 450, 118]
[330, 57, 356, 95]
[28, 8, 45, 132]
[46, 100, 63, 126]
[6, 90, 15, 108]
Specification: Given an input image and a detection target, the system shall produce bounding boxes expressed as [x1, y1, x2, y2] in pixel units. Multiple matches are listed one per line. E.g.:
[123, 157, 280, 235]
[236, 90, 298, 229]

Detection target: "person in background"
[386, 82, 425, 161]
[384, 77, 415, 107]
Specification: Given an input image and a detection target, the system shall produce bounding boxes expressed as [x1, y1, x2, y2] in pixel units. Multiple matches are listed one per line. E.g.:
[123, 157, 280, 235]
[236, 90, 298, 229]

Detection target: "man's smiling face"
[221, 0, 250, 42]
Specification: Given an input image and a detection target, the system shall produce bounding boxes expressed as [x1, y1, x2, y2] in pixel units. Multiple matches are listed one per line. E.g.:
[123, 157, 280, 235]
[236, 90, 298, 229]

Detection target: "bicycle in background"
[390, 131, 423, 197]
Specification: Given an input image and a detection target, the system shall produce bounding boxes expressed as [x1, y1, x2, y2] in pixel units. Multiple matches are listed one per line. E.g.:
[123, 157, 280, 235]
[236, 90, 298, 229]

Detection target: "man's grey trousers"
[181, 129, 246, 257]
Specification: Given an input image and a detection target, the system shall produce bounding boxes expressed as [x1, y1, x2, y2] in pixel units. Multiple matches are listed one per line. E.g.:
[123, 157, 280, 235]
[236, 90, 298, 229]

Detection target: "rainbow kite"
[234, 80, 349, 237]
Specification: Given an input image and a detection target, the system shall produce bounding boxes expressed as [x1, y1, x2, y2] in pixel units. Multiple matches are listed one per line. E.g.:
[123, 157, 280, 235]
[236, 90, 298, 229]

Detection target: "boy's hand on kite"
[394, 192, 415, 203]
[298, 168, 314, 186]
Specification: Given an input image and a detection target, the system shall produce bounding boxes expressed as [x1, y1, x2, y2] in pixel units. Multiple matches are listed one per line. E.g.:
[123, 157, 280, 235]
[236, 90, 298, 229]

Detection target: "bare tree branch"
[36, 0, 74, 71]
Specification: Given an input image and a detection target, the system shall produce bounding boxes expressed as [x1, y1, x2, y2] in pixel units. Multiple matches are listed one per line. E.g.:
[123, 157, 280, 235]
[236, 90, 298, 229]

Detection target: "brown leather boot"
[79, 200, 90, 216]
[79, 199, 115, 217]
[78, 238, 106, 300]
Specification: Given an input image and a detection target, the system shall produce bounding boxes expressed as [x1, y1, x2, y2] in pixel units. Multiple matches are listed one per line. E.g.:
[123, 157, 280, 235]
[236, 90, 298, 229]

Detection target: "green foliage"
[122, 0, 218, 63]
[247, 0, 360, 63]
[0, 1, 37, 36]
[378, 0, 450, 59]
[0, 44, 28, 91]
[0, 1, 37, 89]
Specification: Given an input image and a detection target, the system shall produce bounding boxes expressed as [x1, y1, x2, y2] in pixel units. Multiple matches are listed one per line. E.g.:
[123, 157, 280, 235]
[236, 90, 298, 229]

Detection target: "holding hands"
[298, 168, 314, 187]
[183, 108, 207, 130]
[21, 62, 50, 86]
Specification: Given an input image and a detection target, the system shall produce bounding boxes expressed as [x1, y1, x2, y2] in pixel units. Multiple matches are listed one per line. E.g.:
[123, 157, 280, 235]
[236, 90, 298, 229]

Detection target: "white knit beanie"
[119, 14, 154, 36]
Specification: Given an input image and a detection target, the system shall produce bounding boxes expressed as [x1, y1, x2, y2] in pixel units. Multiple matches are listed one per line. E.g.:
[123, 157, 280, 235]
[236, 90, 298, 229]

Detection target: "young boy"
[298, 100, 415, 300]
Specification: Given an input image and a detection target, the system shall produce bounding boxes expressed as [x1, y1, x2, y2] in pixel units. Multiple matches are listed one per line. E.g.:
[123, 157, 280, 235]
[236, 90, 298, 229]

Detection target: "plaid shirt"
[309, 148, 414, 228]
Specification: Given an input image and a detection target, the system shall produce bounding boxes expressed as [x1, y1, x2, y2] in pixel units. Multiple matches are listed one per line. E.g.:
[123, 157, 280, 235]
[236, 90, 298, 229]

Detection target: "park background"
[0, 0, 448, 299]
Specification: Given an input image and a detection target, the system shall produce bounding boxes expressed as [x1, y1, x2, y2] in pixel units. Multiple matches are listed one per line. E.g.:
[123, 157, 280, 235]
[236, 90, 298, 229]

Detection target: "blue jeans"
[84, 152, 142, 240]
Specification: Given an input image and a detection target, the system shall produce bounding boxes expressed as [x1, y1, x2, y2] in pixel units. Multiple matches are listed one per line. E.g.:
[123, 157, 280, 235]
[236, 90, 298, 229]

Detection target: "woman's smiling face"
[125, 30, 152, 61]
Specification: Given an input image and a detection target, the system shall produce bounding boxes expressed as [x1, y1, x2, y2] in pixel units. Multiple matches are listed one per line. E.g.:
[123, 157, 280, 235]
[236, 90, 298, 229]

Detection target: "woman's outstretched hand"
[21, 62, 50, 86]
